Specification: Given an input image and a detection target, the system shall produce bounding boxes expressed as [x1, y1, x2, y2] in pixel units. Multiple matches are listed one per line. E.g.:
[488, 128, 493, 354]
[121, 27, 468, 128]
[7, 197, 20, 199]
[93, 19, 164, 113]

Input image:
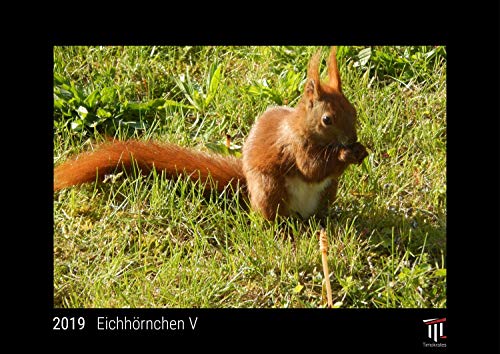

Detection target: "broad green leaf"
[97, 108, 112, 118]
[205, 142, 229, 155]
[126, 101, 150, 111]
[53, 72, 66, 85]
[190, 90, 202, 111]
[55, 87, 73, 100]
[100, 87, 116, 104]
[434, 269, 446, 277]
[148, 98, 166, 109]
[84, 89, 100, 108]
[126, 98, 166, 112]
[69, 81, 84, 102]
[247, 85, 262, 96]
[54, 93, 65, 109]
[160, 100, 195, 110]
[206, 63, 222, 105]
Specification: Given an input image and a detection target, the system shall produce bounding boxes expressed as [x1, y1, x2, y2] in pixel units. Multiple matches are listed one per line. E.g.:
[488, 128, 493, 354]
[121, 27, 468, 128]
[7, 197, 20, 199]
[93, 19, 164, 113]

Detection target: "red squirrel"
[54, 47, 368, 220]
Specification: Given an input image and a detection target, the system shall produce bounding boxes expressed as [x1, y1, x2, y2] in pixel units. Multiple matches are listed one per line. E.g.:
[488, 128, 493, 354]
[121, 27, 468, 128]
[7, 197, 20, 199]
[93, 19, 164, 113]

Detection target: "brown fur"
[242, 47, 367, 219]
[54, 140, 244, 193]
[54, 47, 368, 220]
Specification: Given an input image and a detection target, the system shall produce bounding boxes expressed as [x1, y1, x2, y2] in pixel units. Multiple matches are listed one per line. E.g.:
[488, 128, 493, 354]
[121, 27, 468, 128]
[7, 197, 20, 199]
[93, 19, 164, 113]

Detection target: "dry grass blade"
[319, 228, 333, 308]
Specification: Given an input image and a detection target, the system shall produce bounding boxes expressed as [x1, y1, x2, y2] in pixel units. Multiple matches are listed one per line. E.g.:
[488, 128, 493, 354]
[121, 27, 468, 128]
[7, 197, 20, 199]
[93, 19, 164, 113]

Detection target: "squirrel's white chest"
[285, 176, 332, 218]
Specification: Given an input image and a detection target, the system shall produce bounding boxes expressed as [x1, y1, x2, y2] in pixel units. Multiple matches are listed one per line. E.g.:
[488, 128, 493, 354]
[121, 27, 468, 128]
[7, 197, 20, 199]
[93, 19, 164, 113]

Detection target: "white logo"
[423, 318, 447, 342]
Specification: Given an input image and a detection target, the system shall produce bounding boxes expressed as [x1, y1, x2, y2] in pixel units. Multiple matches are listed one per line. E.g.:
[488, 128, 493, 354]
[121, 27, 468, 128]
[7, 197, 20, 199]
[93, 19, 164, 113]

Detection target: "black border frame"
[33, 13, 499, 350]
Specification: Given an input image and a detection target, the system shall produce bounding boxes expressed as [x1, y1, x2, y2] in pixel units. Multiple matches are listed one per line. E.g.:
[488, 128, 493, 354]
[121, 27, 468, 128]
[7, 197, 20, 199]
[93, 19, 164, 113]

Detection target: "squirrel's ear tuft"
[307, 50, 321, 84]
[305, 50, 322, 106]
[327, 46, 342, 92]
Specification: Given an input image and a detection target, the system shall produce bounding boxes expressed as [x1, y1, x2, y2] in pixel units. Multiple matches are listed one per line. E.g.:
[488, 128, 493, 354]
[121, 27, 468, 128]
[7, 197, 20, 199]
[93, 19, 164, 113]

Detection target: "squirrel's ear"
[327, 46, 342, 92]
[304, 78, 320, 108]
[305, 51, 322, 106]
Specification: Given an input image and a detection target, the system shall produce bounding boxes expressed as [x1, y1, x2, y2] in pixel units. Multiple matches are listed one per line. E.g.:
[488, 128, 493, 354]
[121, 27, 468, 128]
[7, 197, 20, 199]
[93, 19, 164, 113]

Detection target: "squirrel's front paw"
[338, 142, 368, 165]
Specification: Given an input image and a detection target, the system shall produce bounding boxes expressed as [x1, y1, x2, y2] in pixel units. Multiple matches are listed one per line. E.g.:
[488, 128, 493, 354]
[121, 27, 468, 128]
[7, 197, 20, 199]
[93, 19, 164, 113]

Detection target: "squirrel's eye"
[322, 115, 333, 125]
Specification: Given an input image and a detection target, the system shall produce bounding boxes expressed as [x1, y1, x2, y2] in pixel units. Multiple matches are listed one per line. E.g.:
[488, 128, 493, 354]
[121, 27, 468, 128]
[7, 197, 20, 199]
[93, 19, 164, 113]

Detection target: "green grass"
[53, 45, 446, 308]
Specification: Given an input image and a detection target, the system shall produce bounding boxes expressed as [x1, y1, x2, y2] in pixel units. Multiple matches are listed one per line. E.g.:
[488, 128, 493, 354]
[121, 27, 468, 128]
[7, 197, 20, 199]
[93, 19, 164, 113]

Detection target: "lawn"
[53, 45, 446, 308]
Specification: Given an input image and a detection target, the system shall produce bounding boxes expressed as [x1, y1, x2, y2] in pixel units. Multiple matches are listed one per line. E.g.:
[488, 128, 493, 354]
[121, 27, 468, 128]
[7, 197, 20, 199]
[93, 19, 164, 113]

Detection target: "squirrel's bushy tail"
[54, 140, 245, 192]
